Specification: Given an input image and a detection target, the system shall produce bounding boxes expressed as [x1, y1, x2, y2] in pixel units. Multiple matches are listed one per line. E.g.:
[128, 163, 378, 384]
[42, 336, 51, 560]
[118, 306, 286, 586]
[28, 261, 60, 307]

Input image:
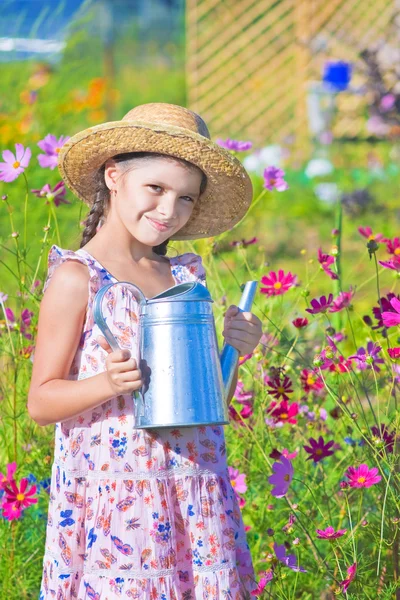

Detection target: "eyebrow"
[147, 181, 200, 197]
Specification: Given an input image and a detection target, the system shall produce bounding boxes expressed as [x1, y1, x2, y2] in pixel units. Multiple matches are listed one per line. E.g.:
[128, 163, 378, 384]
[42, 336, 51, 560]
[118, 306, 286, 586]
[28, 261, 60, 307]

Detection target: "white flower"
[305, 158, 334, 179]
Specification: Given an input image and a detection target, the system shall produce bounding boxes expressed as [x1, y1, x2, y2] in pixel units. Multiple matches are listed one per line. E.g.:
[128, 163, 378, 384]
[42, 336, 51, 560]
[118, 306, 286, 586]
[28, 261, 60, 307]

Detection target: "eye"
[148, 185, 162, 192]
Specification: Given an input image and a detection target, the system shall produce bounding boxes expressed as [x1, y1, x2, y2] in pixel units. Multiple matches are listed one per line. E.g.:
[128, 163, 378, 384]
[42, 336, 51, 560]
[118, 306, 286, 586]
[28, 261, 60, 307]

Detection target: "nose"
[156, 193, 179, 219]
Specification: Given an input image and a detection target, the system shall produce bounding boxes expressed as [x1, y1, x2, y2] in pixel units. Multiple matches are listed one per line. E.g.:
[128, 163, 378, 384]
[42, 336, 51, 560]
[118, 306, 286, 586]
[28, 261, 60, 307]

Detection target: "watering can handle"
[220, 280, 258, 401]
[93, 283, 145, 417]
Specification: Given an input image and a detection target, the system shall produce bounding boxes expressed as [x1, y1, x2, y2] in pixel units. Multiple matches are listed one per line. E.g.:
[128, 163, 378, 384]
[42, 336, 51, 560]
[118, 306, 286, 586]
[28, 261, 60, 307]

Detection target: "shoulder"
[44, 245, 90, 295]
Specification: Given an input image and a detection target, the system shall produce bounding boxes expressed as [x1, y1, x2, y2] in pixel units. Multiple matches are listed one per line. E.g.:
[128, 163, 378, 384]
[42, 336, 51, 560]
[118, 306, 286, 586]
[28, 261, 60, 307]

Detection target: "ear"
[104, 159, 120, 191]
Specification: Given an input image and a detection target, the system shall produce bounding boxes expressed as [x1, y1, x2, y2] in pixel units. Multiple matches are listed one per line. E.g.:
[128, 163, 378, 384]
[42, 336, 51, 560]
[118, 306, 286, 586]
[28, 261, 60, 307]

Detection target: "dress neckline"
[76, 247, 180, 299]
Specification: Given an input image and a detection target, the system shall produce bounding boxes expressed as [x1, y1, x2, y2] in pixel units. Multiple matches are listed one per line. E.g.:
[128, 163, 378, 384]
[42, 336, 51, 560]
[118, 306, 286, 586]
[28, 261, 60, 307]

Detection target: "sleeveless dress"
[39, 244, 255, 600]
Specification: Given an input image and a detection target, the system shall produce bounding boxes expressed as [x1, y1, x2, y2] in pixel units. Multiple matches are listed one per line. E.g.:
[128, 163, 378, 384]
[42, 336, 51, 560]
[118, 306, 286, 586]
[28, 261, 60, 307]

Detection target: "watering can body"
[93, 279, 257, 429]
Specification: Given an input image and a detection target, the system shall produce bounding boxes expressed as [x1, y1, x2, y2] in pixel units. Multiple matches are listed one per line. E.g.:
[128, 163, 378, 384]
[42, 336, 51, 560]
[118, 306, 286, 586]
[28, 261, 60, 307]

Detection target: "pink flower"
[306, 294, 334, 315]
[260, 270, 297, 296]
[329, 288, 354, 313]
[316, 526, 347, 539]
[2, 502, 23, 521]
[0, 462, 17, 491]
[388, 347, 400, 361]
[380, 93, 395, 112]
[379, 255, 400, 272]
[251, 571, 273, 596]
[266, 399, 299, 426]
[263, 166, 289, 191]
[0, 143, 31, 182]
[2, 477, 38, 520]
[282, 448, 298, 460]
[31, 181, 70, 207]
[358, 226, 384, 242]
[382, 297, 400, 327]
[300, 369, 324, 394]
[228, 466, 247, 495]
[216, 138, 252, 152]
[292, 317, 308, 329]
[37, 134, 70, 170]
[317, 248, 338, 280]
[385, 236, 400, 256]
[344, 464, 381, 488]
[268, 456, 294, 498]
[339, 562, 357, 594]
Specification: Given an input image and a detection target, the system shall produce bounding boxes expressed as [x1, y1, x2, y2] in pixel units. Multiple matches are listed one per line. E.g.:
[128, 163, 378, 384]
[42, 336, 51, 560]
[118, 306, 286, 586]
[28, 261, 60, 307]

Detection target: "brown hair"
[79, 152, 207, 255]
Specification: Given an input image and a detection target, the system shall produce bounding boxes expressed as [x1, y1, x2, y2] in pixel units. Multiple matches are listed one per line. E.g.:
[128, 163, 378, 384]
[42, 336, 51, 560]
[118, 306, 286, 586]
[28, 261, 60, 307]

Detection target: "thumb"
[97, 335, 113, 354]
[226, 305, 239, 317]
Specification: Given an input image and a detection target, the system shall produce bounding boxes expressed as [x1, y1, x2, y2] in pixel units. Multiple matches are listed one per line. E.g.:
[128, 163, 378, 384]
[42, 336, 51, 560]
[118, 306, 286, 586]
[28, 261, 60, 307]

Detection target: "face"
[104, 157, 202, 249]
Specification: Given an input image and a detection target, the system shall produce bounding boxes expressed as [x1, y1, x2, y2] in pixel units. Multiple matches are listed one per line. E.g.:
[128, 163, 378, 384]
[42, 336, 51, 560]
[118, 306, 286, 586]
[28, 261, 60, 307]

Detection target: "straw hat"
[57, 102, 253, 240]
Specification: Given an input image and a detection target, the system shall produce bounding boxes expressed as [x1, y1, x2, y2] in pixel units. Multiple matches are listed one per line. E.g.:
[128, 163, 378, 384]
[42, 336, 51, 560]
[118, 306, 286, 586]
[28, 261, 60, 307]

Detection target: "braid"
[80, 167, 108, 248]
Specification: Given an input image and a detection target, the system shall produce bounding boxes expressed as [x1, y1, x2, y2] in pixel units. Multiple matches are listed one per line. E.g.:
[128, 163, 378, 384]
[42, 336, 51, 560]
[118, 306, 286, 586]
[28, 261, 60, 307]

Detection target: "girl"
[28, 103, 262, 600]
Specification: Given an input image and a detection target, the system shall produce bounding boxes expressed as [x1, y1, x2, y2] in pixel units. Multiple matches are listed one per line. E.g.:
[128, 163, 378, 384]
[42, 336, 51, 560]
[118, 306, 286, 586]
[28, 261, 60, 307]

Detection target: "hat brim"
[57, 120, 253, 240]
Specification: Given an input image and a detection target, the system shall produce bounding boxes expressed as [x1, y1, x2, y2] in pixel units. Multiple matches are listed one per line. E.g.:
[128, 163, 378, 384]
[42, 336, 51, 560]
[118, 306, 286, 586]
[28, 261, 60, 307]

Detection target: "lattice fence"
[185, 0, 400, 146]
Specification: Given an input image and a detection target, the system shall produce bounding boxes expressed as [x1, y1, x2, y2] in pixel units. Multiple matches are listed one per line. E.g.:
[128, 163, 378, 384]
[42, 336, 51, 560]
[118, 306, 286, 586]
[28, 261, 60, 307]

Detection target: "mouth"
[146, 217, 172, 232]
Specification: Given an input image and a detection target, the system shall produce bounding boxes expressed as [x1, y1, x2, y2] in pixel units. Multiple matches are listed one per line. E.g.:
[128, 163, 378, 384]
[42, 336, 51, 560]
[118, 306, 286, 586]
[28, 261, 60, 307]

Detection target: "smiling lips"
[146, 217, 172, 232]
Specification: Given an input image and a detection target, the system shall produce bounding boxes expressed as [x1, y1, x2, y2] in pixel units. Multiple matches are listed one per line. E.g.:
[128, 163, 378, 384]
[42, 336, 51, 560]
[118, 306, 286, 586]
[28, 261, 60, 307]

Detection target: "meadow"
[0, 26, 399, 600]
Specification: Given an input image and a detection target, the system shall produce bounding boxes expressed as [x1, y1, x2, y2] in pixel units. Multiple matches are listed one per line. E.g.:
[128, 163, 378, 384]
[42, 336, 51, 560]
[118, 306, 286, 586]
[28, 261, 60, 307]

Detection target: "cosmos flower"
[329, 288, 355, 313]
[379, 255, 400, 272]
[216, 138, 253, 151]
[385, 236, 400, 256]
[369, 424, 396, 454]
[300, 369, 324, 394]
[265, 374, 294, 401]
[317, 247, 338, 280]
[316, 526, 347, 539]
[344, 464, 381, 488]
[260, 270, 297, 297]
[348, 341, 384, 372]
[31, 181, 70, 207]
[263, 166, 289, 191]
[306, 294, 334, 314]
[266, 399, 299, 426]
[250, 570, 273, 596]
[37, 133, 70, 170]
[339, 562, 357, 594]
[292, 317, 308, 329]
[381, 297, 400, 327]
[273, 542, 306, 572]
[228, 467, 247, 495]
[0, 143, 31, 182]
[358, 226, 384, 242]
[303, 436, 335, 463]
[268, 456, 294, 498]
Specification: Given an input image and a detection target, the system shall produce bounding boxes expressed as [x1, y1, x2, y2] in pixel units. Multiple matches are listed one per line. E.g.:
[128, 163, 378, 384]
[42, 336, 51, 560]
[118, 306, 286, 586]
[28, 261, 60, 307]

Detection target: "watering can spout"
[220, 281, 258, 403]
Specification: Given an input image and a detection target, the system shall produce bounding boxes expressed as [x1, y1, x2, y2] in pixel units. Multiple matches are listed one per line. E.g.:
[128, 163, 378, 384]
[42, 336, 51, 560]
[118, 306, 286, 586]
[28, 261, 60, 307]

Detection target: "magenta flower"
[292, 317, 308, 329]
[37, 134, 70, 170]
[344, 464, 381, 488]
[2, 502, 23, 521]
[31, 181, 69, 207]
[228, 466, 247, 495]
[380, 93, 395, 111]
[381, 297, 400, 327]
[317, 248, 338, 280]
[379, 255, 400, 272]
[306, 294, 334, 314]
[329, 288, 354, 313]
[316, 526, 347, 539]
[216, 138, 252, 152]
[260, 269, 297, 297]
[339, 562, 357, 594]
[3, 477, 38, 519]
[388, 347, 400, 361]
[348, 341, 384, 372]
[265, 374, 294, 401]
[263, 166, 289, 191]
[230, 236, 258, 248]
[303, 436, 335, 463]
[385, 236, 400, 256]
[358, 226, 384, 242]
[273, 542, 306, 572]
[0, 462, 17, 491]
[370, 424, 396, 454]
[250, 570, 273, 596]
[266, 399, 299, 426]
[0, 143, 31, 182]
[268, 456, 293, 498]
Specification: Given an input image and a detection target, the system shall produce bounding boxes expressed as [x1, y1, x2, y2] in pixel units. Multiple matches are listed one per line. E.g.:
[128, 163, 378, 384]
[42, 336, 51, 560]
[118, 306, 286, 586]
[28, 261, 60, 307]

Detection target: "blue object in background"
[323, 61, 352, 92]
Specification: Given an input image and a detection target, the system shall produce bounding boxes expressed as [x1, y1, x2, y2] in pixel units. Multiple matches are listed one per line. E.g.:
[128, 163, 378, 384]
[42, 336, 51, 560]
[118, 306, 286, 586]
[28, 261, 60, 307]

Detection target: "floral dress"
[39, 244, 255, 600]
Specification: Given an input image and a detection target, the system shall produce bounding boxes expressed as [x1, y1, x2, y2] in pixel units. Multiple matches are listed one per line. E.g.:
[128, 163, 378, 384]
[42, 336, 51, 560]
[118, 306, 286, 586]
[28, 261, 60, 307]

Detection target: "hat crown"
[122, 103, 211, 139]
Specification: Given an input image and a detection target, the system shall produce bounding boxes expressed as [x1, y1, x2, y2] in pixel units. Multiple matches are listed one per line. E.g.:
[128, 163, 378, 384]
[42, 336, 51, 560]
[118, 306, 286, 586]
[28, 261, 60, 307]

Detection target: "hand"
[222, 305, 263, 356]
[97, 336, 144, 396]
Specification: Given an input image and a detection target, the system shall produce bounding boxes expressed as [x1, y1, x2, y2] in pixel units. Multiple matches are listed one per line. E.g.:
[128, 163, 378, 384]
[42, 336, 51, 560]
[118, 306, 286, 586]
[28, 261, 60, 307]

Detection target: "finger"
[119, 358, 139, 374]
[109, 348, 131, 363]
[97, 335, 113, 354]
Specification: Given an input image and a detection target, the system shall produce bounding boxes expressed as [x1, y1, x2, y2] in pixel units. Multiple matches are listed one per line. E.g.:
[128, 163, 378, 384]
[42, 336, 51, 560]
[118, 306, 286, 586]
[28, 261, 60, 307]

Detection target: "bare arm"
[27, 261, 115, 427]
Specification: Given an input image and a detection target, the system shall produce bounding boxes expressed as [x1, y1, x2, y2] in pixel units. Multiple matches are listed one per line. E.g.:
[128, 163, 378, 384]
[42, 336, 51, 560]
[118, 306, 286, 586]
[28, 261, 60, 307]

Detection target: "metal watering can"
[93, 278, 258, 429]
